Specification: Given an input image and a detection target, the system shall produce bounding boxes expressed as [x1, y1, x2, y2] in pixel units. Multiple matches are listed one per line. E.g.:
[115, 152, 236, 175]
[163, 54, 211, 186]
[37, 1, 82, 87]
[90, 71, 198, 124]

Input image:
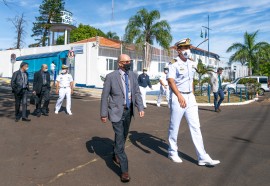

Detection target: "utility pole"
[111, 0, 114, 28]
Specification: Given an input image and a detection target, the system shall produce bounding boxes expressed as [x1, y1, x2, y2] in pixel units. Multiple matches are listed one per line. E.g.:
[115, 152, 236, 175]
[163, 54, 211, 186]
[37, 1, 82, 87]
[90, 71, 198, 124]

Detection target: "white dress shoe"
[67, 112, 72, 115]
[198, 158, 220, 166]
[168, 155, 183, 163]
[55, 111, 58, 114]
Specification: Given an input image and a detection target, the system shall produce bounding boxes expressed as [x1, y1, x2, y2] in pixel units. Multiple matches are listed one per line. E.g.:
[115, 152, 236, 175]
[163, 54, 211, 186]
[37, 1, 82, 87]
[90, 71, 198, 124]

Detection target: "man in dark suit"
[33, 64, 51, 117]
[11, 62, 31, 122]
[100, 54, 144, 183]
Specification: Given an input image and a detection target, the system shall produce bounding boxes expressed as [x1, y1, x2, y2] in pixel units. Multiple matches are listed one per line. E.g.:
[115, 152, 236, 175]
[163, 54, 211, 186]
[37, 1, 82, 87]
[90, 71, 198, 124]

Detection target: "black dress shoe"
[121, 172, 130, 183]
[37, 113, 41, 117]
[15, 118, 19, 122]
[42, 112, 49, 116]
[22, 118, 31, 122]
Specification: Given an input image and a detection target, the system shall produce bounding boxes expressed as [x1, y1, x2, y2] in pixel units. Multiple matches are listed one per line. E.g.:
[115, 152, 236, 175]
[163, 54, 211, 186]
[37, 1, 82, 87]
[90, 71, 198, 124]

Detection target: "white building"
[1, 36, 247, 88]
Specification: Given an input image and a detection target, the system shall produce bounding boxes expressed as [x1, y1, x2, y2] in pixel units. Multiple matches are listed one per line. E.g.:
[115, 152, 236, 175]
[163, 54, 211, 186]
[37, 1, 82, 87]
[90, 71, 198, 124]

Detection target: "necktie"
[22, 72, 26, 88]
[124, 73, 130, 108]
[43, 73, 47, 85]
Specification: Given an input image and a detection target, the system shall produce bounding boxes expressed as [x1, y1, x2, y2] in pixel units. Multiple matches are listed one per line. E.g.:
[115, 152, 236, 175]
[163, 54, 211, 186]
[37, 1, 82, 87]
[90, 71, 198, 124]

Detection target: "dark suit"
[11, 70, 29, 119]
[33, 70, 51, 114]
[100, 70, 143, 173]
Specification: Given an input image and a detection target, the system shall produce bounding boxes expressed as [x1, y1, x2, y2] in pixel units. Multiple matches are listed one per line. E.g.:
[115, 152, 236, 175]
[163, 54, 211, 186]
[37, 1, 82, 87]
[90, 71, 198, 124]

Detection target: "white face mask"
[44, 69, 48, 72]
[25, 67, 29, 71]
[182, 49, 191, 59]
[61, 70, 67, 74]
[164, 70, 169, 74]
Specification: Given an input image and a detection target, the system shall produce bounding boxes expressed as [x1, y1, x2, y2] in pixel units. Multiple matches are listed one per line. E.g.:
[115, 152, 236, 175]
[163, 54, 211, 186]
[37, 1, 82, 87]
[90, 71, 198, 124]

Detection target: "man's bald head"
[41, 64, 48, 72]
[118, 54, 131, 72]
[118, 54, 131, 63]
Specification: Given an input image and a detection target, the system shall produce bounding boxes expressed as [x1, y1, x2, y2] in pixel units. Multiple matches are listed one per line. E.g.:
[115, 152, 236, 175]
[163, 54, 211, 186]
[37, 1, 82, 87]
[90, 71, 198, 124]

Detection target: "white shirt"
[159, 73, 168, 88]
[167, 56, 197, 92]
[210, 72, 222, 93]
[56, 73, 73, 88]
[50, 63, 56, 70]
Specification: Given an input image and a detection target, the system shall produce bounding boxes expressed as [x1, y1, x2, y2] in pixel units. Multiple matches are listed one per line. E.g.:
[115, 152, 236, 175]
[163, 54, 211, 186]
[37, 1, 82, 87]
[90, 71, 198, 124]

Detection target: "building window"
[158, 62, 166, 72]
[137, 61, 143, 71]
[106, 58, 118, 70]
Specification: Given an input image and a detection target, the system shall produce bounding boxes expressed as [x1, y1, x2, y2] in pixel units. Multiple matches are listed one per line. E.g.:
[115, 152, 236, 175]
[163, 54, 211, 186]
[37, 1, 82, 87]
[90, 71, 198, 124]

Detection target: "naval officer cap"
[143, 68, 148, 71]
[62, 65, 69, 69]
[175, 38, 191, 48]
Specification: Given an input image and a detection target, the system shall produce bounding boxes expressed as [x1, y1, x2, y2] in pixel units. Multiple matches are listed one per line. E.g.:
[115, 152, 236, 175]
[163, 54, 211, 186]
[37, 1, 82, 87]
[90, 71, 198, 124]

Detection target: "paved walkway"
[0, 87, 270, 186]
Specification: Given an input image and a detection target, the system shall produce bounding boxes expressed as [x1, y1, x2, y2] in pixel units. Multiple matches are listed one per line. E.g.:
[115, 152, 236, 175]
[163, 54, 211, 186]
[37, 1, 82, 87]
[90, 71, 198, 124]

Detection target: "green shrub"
[238, 78, 261, 99]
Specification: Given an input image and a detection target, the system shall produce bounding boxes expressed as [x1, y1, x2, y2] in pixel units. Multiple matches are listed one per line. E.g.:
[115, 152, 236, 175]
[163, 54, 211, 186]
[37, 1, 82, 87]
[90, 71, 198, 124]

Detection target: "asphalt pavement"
[0, 87, 270, 186]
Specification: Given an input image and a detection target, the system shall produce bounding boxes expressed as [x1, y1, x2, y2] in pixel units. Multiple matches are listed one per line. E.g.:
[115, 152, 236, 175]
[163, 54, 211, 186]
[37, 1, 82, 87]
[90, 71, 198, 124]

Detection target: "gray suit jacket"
[100, 70, 144, 123]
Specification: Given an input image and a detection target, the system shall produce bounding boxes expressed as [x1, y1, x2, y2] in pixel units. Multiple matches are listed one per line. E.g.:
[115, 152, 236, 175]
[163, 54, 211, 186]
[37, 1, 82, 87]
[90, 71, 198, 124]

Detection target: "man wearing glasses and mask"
[167, 38, 220, 166]
[100, 54, 144, 183]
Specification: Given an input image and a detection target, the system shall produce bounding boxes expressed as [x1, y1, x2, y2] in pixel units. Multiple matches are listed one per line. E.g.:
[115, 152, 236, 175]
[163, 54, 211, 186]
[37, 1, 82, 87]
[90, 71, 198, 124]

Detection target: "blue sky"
[1, 0, 270, 60]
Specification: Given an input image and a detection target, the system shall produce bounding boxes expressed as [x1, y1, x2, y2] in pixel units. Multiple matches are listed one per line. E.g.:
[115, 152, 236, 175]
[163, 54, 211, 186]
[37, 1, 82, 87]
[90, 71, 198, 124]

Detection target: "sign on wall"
[61, 10, 73, 25]
[72, 45, 83, 54]
[11, 53, 16, 64]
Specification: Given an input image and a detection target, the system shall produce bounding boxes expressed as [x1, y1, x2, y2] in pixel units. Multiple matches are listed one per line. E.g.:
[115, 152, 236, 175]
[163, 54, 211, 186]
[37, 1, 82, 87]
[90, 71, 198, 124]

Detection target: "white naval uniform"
[157, 73, 170, 107]
[167, 56, 209, 161]
[55, 73, 73, 113]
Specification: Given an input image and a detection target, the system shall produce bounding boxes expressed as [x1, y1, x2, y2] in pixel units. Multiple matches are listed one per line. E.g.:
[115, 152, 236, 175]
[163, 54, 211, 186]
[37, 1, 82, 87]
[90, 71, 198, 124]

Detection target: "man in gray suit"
[100, 54, 144, 183]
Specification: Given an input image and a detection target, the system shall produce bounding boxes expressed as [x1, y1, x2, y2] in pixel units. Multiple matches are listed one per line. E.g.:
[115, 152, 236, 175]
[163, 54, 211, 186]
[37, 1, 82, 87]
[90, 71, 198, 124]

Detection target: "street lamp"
[192, 38, 209, 61]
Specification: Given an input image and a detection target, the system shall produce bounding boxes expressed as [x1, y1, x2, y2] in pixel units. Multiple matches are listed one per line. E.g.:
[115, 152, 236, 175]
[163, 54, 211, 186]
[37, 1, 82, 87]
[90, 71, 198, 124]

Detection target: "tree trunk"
[248, 61, 252, 76]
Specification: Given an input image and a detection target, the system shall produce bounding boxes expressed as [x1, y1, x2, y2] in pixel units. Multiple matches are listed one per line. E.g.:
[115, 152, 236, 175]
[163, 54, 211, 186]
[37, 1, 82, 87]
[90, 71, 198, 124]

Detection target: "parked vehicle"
[224, 76, 269, 95]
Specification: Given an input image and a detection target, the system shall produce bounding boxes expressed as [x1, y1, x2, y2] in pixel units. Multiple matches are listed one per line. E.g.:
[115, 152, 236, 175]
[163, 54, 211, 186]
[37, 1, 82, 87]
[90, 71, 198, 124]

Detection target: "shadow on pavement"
[86, 137, 121, 177]
[198, 107, 216, 112]
[0, 89, 16, 119]
[129, 131, 198, 165]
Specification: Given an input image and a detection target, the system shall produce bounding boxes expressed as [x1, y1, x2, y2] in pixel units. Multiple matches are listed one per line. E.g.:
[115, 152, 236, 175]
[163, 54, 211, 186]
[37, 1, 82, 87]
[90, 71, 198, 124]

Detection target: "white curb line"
[146, 99, 256, 106]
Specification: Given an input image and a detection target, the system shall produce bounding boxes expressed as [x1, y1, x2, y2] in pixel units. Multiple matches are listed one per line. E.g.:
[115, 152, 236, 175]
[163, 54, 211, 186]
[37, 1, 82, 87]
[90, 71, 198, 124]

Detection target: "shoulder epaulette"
[170, 59, 177, 64]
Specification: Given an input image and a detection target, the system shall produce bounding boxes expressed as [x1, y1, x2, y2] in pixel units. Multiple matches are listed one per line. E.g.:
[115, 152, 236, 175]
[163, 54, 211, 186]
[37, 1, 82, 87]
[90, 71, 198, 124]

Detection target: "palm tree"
[106, 31, 119, 40]
[226, 30, 269, 75]
[195, 59, 214, 95]
[125, 8, 172, 68]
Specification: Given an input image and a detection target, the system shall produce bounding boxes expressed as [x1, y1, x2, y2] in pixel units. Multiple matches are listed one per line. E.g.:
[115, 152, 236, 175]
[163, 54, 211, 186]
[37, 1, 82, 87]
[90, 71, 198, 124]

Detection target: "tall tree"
[56, 24, 106, 45]
[106, 31, 119, 40]
[226, 30, 269, 75]
[125, 8, 172, 68]
[255, 45, 270, 76]
[31, 0, 65, 47]
[8, 13, 27, 49]
[125, 8, 172, 49]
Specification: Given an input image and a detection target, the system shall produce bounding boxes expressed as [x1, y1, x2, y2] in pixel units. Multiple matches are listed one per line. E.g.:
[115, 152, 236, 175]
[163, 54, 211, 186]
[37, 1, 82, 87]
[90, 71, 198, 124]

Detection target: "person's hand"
[56, 90, 59, 94]
[139, 111, 145, 118]
[33, 91, 36, 95]
[177, 93, 186, 108]
[164, 85, 167, 90]
[101, 117, 107, 123]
